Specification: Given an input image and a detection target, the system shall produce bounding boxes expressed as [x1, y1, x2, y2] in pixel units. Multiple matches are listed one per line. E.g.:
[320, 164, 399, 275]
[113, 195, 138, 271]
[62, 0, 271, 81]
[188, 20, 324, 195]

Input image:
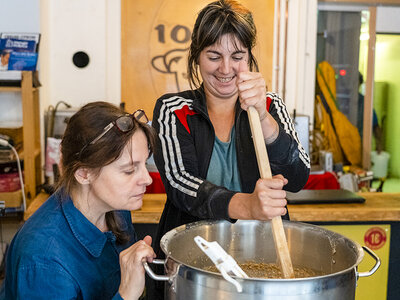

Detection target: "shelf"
[0, 71, 41, 207]
[0, 87, 38, 93]
[0, 86, 21, 92]
[0, 190, 22, 208]
[17, 147, 41, 160]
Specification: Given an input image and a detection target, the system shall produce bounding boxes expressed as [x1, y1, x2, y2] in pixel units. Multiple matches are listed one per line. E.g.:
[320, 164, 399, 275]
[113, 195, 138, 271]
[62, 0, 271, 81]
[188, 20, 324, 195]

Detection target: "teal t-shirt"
[206, 127, 242, 192]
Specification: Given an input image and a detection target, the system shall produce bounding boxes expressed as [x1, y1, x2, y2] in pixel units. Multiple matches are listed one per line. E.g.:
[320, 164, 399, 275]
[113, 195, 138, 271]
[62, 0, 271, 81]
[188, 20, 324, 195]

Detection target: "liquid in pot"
[204, 262, 323, 279]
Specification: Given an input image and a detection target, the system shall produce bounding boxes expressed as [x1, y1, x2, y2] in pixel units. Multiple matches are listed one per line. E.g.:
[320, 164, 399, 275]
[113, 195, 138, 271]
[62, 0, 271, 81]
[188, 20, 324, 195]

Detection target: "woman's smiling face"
[198, 33, 248, 100]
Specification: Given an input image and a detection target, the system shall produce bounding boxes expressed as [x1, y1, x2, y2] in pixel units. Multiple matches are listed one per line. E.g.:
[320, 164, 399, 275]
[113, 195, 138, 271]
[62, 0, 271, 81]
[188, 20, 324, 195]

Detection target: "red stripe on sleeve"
[174, 105, 197, 133]
[266, 95, 273, 111]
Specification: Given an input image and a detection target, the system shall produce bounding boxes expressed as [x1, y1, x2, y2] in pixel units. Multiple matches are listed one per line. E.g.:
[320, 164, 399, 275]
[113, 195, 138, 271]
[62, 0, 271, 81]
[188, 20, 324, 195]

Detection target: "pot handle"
[143, 259, 170, 281]
[357, 246, 381, 278]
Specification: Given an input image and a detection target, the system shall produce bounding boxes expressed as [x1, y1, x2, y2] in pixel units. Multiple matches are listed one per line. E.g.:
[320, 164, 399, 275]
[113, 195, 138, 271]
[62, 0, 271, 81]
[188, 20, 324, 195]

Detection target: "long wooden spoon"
[247, 106, 295, 279]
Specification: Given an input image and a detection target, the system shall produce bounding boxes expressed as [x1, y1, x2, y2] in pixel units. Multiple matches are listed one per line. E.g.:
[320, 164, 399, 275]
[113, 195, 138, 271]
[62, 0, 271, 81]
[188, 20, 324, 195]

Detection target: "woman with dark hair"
[151, 0, 310, 298]
[3, 102, 156, 299]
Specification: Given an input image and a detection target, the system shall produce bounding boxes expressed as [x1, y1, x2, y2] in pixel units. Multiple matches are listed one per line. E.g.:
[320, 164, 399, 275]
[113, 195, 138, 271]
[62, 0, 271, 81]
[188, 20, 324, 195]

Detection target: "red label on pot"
[364, 227, 387, 250]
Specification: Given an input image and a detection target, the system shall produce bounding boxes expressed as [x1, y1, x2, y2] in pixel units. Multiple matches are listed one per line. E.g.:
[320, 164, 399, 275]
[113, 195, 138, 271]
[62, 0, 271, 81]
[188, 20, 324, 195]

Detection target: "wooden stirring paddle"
[247, 106, 295, 279]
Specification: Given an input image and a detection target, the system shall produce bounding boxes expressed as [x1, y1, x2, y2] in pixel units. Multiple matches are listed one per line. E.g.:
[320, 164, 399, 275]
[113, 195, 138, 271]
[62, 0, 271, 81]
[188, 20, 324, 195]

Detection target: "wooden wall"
[121, 0, 275, 119]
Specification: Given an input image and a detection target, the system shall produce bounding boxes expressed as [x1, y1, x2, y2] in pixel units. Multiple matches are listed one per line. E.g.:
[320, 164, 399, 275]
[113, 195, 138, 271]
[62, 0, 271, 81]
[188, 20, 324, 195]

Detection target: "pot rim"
[160, 219, 365, 281]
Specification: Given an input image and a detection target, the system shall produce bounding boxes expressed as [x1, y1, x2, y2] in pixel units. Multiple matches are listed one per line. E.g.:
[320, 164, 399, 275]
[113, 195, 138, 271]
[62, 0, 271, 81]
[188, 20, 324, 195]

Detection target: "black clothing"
[148, 87, 310, 299]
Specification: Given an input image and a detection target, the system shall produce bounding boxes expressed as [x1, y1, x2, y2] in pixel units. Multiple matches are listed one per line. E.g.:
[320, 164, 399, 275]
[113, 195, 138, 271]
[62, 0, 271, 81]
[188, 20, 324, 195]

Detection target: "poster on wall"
[0, 32, 40, 82]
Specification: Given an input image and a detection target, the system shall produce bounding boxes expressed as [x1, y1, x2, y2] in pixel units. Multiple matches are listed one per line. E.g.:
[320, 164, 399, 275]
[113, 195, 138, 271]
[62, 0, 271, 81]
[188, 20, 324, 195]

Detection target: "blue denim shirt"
[2, 191, 137, 299]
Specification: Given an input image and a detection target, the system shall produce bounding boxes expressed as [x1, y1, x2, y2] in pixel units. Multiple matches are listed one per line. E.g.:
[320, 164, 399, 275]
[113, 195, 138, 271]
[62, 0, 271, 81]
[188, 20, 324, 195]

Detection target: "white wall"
[1, 0, 121, 122]
[1, 0, 121, 178]
[0, 0, 40, 124]
[40, 0, 121, 110]
[376, 6, 400, 34]
[0, 0, 40, 32]
[284, 0, 317, 121]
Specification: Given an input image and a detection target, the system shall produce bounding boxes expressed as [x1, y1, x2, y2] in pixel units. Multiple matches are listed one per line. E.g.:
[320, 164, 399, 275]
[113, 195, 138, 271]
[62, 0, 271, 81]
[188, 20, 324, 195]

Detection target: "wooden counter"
[289, 192, 400, 222]
[131, 194, 168, 223]
[25, 192, 400, 223]
[131, 192, 400, 223]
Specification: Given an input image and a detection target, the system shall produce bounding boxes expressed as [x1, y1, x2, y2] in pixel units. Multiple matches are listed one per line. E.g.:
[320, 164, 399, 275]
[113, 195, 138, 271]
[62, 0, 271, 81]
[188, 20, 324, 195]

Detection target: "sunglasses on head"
[78, 109, 148, 157]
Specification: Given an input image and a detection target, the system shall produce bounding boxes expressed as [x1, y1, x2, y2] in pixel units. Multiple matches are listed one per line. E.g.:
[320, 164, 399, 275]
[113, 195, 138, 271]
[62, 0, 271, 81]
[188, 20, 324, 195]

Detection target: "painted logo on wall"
[149, 1, 210, 96]
[364, 226, 387, 250]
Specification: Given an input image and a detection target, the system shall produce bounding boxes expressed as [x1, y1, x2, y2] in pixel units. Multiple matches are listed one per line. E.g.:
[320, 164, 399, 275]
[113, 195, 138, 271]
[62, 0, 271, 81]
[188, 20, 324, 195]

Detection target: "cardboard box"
[0, 189, 22, 207]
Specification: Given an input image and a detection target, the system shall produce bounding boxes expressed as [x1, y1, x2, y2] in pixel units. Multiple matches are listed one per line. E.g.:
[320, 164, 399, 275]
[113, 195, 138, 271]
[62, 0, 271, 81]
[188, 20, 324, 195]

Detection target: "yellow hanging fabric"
[314, 95, 345, 163]
[316, 61, 362, 166]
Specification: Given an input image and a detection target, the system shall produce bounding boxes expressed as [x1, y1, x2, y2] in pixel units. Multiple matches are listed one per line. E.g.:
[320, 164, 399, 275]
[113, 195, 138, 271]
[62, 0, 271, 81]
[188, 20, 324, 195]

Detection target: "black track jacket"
[152, 87, 310, 253]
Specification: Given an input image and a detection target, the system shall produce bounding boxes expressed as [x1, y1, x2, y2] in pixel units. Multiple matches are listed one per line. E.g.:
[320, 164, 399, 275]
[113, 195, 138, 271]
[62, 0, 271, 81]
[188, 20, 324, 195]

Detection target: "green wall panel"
[375, 34, 400, 178]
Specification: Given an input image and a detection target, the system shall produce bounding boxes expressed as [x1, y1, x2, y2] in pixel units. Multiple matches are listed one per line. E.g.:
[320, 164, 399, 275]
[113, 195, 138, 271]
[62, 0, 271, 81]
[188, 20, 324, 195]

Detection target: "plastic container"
[371, 151, 390, 179]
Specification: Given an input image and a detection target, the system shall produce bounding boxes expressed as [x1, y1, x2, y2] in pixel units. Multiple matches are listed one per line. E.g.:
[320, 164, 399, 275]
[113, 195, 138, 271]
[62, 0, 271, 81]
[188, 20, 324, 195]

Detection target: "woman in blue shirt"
[3, 102, 156, 299]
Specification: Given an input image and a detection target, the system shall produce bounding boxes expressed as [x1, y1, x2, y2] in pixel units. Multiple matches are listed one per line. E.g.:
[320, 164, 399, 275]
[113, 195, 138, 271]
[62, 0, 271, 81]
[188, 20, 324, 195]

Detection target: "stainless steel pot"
[144, 220, 380, 299]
